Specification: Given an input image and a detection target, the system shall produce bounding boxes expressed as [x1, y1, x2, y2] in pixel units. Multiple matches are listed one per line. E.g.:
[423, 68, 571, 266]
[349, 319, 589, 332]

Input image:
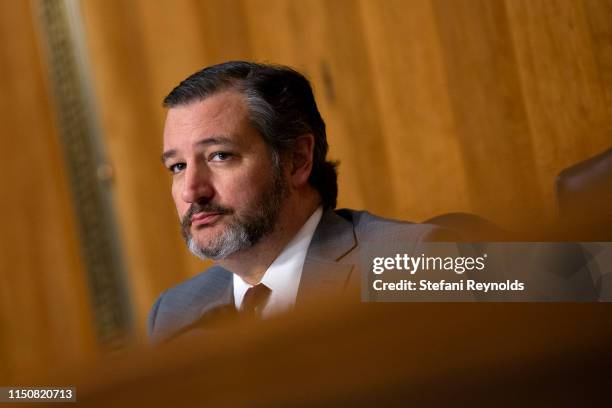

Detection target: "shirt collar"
[234, 207, 323, 313]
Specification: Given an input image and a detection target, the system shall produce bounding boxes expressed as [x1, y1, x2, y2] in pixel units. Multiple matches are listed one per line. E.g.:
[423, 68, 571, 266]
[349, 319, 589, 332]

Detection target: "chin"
[191, 229, 221, 247]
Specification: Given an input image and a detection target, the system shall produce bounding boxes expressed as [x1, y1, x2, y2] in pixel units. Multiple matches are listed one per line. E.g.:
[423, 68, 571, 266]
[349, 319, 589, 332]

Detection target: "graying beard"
[187, 222, 252, 260]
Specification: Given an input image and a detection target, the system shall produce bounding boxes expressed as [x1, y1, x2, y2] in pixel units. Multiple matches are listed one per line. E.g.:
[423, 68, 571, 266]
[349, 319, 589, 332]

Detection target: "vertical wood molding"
[33, 0, 132, 350]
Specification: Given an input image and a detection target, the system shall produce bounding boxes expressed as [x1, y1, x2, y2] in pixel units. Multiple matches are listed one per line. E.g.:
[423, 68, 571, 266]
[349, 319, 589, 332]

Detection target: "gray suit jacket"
[147, 209, 450, 343]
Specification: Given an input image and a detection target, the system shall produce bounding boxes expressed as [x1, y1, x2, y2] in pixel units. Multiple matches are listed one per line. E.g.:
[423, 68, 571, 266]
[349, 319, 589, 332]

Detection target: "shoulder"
[147, 266, 232, 342]
[334, 208, 458, 242]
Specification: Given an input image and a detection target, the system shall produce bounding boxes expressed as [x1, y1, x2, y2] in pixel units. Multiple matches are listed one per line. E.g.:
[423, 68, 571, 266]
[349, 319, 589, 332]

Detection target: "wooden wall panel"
[322, 0, 399, 213]
[506, 0, 612, 218]
[433, 0, 545, 225]
[74, 0, 612, 335]
[196, 0, 253, 61]
[0, 0, 97, 381]
[358, 0, 471, 220]
[583, 0, 612, 108]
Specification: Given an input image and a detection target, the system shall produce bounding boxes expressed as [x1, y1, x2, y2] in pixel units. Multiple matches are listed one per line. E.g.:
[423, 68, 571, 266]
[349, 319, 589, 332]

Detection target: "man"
[148, 61, 450, 343]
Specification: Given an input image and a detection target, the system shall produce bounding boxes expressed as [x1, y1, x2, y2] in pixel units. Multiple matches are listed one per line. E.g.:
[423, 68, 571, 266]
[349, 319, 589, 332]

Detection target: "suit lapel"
[197, 265, 234, 317]
[297, 210, 357, 303]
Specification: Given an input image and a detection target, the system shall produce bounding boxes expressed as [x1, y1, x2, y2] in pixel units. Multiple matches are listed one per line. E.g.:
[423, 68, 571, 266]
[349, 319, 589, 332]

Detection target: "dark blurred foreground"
[17, 294, 612, 407]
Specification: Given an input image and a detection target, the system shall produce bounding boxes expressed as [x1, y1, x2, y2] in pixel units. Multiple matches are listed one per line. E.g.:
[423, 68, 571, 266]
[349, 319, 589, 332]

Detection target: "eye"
[168, 162, 186, 174]
[209, 152, 233, 162]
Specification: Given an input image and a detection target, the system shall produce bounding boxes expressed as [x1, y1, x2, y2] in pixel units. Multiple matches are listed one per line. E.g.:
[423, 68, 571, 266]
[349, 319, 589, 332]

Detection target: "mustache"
[181, 202, 233, 229]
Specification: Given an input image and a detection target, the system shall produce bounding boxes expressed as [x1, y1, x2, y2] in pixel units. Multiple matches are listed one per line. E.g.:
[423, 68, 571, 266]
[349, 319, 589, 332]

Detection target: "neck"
[218, 191, 321, 285]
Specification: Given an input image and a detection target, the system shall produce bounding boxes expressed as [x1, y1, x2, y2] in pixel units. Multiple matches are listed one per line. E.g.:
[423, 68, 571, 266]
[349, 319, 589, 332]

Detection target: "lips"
[191, 212, 223, 227]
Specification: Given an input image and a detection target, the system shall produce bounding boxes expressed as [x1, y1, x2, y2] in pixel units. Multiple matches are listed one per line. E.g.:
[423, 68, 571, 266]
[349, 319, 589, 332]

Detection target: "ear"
[289, 134, 315, 188]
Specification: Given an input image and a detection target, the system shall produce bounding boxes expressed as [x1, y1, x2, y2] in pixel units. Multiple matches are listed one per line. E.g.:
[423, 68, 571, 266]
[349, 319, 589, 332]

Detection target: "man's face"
[162, 90, 287, 260]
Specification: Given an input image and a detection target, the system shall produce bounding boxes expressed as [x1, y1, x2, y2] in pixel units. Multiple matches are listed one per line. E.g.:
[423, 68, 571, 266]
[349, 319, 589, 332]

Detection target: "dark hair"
[163, 61, 338, 209]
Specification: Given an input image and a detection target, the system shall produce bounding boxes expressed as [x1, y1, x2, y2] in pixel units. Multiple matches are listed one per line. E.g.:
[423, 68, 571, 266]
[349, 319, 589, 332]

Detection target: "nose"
[181, 162, 215, 203]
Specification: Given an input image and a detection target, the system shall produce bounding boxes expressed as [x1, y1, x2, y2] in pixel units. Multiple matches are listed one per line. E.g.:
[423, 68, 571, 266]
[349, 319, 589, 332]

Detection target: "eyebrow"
[161, 135, 235, 164]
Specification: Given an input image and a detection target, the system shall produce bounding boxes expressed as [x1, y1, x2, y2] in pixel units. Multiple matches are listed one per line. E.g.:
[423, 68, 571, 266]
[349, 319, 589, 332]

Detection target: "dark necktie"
[240, 283, 271, 317]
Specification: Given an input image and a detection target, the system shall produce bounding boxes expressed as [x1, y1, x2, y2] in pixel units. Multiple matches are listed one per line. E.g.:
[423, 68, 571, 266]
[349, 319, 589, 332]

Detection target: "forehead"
[163, 90, 254, 147]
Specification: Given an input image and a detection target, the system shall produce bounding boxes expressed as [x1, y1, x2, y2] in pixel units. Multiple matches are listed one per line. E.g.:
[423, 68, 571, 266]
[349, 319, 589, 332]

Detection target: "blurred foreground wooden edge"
[20, 296, 612, 407]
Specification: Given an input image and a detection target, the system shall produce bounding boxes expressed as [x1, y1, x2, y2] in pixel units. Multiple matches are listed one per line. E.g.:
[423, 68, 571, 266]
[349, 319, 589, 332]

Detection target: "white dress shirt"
[233, 207, 323, 318]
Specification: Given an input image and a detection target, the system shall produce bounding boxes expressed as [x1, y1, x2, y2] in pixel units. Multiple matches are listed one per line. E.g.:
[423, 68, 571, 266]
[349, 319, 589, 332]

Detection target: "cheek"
[217, 168, 271, 205]
[218, 176, 254, 203]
